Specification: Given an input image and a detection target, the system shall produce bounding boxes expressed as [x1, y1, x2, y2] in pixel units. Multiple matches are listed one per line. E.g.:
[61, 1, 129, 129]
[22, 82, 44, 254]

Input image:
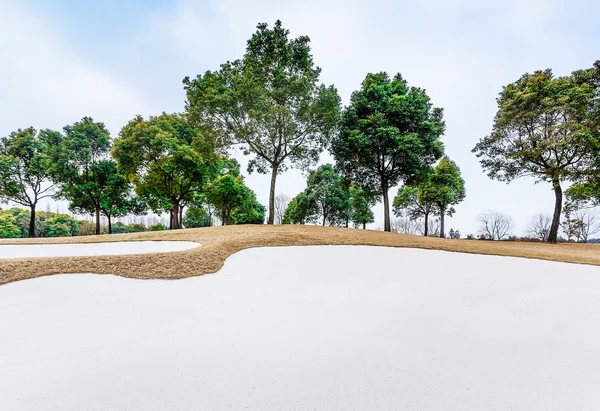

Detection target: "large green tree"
[46, 117, 113, 235]
[331, 72, 445, 232]
[0, 128, 55, 237]
[428, 157, 466, 238]
[183, 20, 341, 224]
[113, 113, 217, 230]
[473, 68, 599, 243]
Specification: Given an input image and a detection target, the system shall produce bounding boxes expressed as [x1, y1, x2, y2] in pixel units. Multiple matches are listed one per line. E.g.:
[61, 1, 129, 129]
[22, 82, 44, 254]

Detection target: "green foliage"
[113, 113, 217, 229]
[184, 20, 341, 224]
[472, 67, 599, 242]
[37, 212, 79, 237]
[429, 157, 465, 213]
[304, 164, 350, 226]
[349, 186, 375, 228]
[231, 193, 265, 225]
[207, 174, 264, 225]
[149, 223, 167, 231]
[111, 221, 129, 234]
[331, 72, 445, 231]
[0, 212, 21, 238]
[183, 206, 212, 228]
[126, 223, 146, 233]
[46, 117, 114, 235]
[283, 165, 374, 227]
[282, 192, 317, 224]
[0, 127, 55, 236]
[4, 207, 31, 237]
[0, 208, 79, 237]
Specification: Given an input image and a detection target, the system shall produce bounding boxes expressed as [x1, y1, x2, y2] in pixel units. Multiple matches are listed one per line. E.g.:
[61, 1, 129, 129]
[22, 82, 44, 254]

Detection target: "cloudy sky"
[1, 0, 598, 234]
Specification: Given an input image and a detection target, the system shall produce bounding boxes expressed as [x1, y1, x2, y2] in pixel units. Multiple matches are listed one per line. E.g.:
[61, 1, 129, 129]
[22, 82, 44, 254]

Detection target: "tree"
[231, 193, 265, 225]
[274, 194, 291, 225]
[66, 160, 144, 234]
[331, 72, 445, 232]
[478, 211, 513, 240]
[349, 186, 375, 229]
[183, 205, 213, 228]
[184, 20, 341, 224]
[0, 128, 55, 237]
[206, 174, 263, 225]
[0, 212, 21, 238]
[428, 157, 466, 238]
[393, 181, 437, 236]
[113, 113, 217, 230]
[472, 68, 599, 243]
[304, 164, 349, 226]
[46, 117, 113, 235]
[282, 192, 317, 224]
[527, 213, 552, 241]
[575, 209, 600, 242]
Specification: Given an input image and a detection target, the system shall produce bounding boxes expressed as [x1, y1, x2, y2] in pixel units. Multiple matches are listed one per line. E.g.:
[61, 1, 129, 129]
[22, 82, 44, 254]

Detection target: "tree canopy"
[183, 20, 341, 224]
[331, 72, 445, 232]
[428, 157, 465, 238]
[0, 127, 55, 237]
[45, 117, 116, 235]
[113, 113, 218, 229]
[473, 68, 599, 243]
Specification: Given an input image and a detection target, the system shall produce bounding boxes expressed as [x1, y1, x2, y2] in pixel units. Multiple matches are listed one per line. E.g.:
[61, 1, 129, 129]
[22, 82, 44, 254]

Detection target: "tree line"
[1, 20, 598, 242]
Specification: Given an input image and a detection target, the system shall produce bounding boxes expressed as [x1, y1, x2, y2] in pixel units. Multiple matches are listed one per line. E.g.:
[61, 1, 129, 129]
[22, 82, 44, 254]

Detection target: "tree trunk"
[95, 203, 101, 235]
[548, 179, 562, 243]
[172, 201, 181, 229]
[382, 181, 391, 232]
[424, 212, 429, 237]
[439, 207, 445, 238]
[108, 215, 112, 234]
[179, 206, 184, 229]
[29, 204, 36, 238]
[267, 165, 278, 225]
[363, 222, 366, 230]
[169, 210, 173, 230]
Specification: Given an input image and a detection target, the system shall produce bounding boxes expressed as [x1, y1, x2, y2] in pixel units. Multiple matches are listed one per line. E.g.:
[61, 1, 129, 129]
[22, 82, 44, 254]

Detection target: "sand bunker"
[0, 241, 200, 259]
[1, 246, 599, 410]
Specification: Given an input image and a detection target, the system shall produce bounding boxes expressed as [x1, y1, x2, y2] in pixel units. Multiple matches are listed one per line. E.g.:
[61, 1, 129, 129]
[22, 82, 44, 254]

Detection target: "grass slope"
[1, 224, 599, 285]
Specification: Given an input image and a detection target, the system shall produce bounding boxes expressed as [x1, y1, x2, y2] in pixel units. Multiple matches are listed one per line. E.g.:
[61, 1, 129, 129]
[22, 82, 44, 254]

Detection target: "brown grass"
[1, 224, 599, 286]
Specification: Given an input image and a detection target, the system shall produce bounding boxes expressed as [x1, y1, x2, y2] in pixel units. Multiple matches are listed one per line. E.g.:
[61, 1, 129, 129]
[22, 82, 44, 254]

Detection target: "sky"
[1, 0, 599, 235]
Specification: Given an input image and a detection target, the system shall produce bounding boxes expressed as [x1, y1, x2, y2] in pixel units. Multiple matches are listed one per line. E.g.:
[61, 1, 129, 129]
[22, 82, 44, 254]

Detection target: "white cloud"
[0, 1, 150, 137]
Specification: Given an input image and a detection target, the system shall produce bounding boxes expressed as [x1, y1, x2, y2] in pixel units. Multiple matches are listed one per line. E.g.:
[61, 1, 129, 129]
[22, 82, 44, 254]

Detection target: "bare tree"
[478, 211, 513, 240]
[527, 213, 551, 241]
[575, 209, 600, 243]
[391, 217, 420, 235]
[273, 194, 291, 224]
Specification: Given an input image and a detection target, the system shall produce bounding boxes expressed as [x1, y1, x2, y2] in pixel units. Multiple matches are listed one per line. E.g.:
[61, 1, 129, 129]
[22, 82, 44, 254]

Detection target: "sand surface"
[0, 241, 199, 259]
[1, 246, 599, 410]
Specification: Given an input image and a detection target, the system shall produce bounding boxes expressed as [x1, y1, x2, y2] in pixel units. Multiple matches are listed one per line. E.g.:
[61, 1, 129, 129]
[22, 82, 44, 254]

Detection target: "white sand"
[1, 246, 599, 410]
[0, 241, 200, 259]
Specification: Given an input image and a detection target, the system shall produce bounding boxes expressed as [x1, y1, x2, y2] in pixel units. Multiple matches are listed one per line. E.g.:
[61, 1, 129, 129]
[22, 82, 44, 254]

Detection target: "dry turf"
[1, 224, 599, 286]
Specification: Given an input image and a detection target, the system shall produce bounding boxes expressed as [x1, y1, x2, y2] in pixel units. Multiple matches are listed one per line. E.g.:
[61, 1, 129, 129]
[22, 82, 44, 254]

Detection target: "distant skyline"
[1, 0, 599, 235]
